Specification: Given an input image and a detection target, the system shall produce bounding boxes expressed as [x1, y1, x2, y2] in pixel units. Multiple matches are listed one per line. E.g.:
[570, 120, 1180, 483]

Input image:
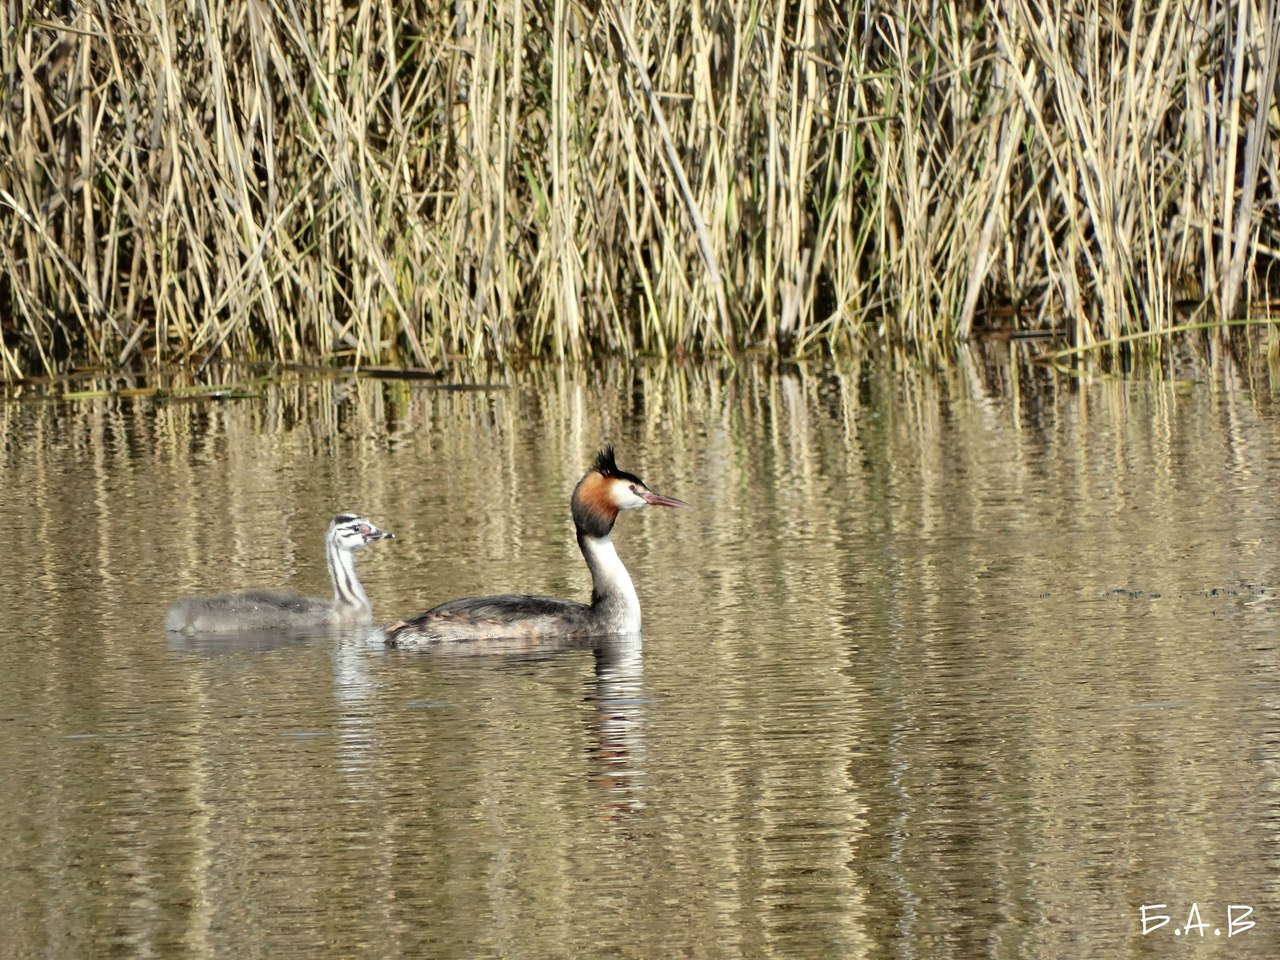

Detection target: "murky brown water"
[4, 350, 1280, 958]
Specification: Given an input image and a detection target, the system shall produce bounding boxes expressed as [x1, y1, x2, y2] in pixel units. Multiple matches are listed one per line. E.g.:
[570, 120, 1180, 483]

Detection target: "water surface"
[3, 351, 1279, 958]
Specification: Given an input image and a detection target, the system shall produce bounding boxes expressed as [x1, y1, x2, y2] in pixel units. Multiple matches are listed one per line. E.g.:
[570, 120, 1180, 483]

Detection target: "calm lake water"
[3, 348, 1280, 958]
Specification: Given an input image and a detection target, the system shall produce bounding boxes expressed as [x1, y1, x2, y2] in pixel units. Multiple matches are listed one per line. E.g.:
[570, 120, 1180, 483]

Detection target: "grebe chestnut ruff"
[165, 513, 394, 633]
[378, 448, 687, 648]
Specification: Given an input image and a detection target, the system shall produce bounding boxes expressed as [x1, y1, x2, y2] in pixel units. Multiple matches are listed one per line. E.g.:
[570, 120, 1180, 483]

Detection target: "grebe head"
[571, 447, 688, 537]
[329, 513, 395, 549]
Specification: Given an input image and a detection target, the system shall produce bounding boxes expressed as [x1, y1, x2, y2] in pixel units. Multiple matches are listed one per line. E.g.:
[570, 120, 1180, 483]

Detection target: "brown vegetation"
[1, 0, 1278, 379]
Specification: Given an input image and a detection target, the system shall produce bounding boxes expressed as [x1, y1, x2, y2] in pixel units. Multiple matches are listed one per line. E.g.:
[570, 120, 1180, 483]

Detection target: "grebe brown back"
[165, 513, 394, 634]
[378, 448, 686, 648]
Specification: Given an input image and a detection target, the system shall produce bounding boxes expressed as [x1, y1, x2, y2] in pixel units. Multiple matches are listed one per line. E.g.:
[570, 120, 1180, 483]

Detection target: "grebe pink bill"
[165, 513, 394, 634]
[378, 448, 687, 648]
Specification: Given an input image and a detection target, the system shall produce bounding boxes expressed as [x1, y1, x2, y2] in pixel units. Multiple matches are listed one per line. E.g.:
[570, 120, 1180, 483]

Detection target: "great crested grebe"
[378, 448, 687, 648]
[165, 513, 394, 633]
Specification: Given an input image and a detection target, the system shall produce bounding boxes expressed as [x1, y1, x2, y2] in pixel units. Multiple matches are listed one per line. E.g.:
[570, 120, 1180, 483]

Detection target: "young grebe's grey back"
[165, 513, 394, 634]
[378, 448, 686, 648]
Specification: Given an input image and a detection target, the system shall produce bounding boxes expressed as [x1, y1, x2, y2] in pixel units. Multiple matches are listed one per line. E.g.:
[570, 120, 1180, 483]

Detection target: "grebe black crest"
[165, 513, 394, 634]
[378, 448, 687, 648]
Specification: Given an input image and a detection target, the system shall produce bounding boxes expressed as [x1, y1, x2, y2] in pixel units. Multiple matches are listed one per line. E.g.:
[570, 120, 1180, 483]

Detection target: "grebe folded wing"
[378, 595, 595, 644]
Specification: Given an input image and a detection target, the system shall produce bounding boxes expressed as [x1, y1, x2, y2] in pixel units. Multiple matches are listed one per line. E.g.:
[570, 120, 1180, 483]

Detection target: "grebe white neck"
[580, 532, 641, 634]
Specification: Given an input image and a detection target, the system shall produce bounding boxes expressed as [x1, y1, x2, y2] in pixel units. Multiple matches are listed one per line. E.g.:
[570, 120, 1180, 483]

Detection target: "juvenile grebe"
[379, 448, 687, 648]
[165, 513, 394, 633]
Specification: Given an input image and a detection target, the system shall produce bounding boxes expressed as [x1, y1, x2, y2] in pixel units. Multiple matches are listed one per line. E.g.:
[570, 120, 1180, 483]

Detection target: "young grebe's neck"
[328, 526, 373, 618]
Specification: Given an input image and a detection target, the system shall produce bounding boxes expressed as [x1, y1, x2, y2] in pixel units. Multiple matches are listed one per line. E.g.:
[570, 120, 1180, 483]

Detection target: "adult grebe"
[165, 513, 394, 633]
[378, 448, 687, 648]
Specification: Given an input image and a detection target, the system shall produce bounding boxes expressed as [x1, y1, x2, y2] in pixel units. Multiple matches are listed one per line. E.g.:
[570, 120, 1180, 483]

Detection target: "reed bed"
[1, 0, 1277, 379]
